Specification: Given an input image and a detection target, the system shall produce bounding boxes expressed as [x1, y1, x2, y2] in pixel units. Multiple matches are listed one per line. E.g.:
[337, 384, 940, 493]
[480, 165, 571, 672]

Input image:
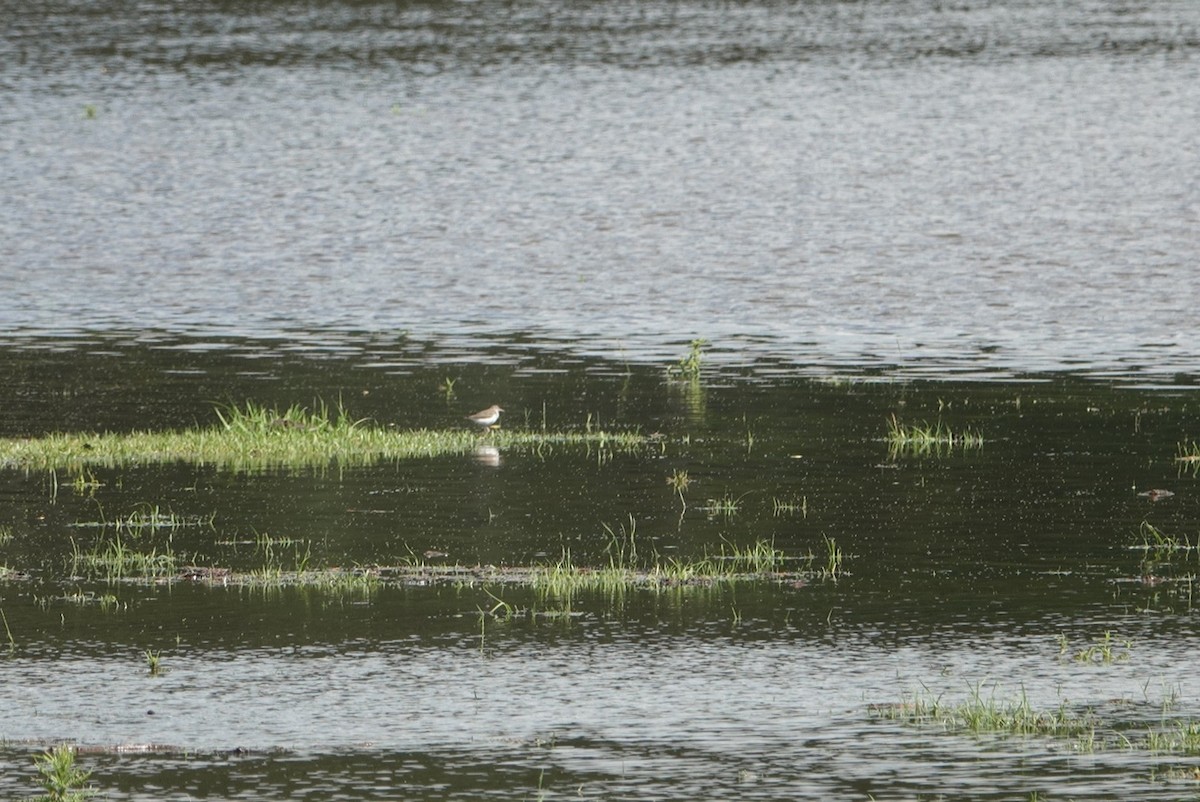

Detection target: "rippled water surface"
[3, 0, 1200, 374]
[3, 0, 1200, 798]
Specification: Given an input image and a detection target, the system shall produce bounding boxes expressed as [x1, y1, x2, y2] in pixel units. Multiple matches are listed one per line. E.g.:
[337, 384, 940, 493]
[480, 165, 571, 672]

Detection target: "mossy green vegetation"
[0, 401, 648, 471]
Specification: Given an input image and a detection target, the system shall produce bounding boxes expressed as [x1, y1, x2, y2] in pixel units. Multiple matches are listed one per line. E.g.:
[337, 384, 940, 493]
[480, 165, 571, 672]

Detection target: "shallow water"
[3, 337, 1200, 799]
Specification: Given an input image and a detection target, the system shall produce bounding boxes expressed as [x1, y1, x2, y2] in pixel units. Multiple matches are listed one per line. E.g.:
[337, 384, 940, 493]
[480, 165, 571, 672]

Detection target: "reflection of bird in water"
[473, 444, 501, 468]
[465, 405, 503, 429]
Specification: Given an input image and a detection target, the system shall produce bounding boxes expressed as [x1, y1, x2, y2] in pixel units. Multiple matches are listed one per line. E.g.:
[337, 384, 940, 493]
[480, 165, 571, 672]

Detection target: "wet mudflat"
[3, 337, 1200, 800]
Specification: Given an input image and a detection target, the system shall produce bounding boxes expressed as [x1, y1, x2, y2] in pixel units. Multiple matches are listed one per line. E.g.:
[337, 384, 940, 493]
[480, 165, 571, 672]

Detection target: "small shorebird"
[465, 405, 503, 430]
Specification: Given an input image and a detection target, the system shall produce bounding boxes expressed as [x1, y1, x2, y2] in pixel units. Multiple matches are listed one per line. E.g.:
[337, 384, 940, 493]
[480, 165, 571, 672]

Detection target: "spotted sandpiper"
[465, 404, 504, 430]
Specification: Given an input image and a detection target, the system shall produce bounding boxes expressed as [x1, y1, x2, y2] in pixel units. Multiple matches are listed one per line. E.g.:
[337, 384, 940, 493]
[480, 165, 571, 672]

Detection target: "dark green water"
[3, 334, 1200, 800]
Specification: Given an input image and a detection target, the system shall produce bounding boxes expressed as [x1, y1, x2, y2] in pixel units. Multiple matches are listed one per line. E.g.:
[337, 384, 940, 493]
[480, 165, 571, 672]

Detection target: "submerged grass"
[886, 414, 983, 456]
[59, 591, 121, 611]
[250, 566, 381, 596]
[69, 503, 216, 537]
[701, 492, 752, 519]
[82, 527, 837, 598]
[1146, 719, 1200, 755]
[525, 542, 788, 601]
[524, 523, 832, 602]
[878, 683, 1200, 767]
[1135, 521, 1195, 563]
[1176, 440, 1200, 472]
[873, 684, 1095, 738]
[0, 400, 648, 471]
[71, 534, 177, 580]
[1071, 631, 1132, 664]
[772, 496, 807, 517]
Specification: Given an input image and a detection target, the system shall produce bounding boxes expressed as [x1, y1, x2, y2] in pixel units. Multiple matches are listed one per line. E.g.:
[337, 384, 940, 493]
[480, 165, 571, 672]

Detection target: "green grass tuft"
[886, 414, 983, 456]
[872, 684, 1094, 737]
[0, 401, 647, 472]
[669, 338, 708, 380]
[71, 534, 178, 581]
[1135, 522, 1194, 563]
[33, 744, 95, 802]
[1071, 631, 1132, 664]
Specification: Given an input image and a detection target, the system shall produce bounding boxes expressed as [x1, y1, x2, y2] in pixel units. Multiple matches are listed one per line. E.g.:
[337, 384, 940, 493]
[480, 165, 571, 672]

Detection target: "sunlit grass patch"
[1070, 631, 1133, 664]
[872, 682, 1200, 762]
[524, 546, 776, 601]
[668, 337, 708, 380]
[886, 414, 983, 456]
[523, 524, 836, 603]
[0, 400, 648, 471]
[871, 684, 1095, 738]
